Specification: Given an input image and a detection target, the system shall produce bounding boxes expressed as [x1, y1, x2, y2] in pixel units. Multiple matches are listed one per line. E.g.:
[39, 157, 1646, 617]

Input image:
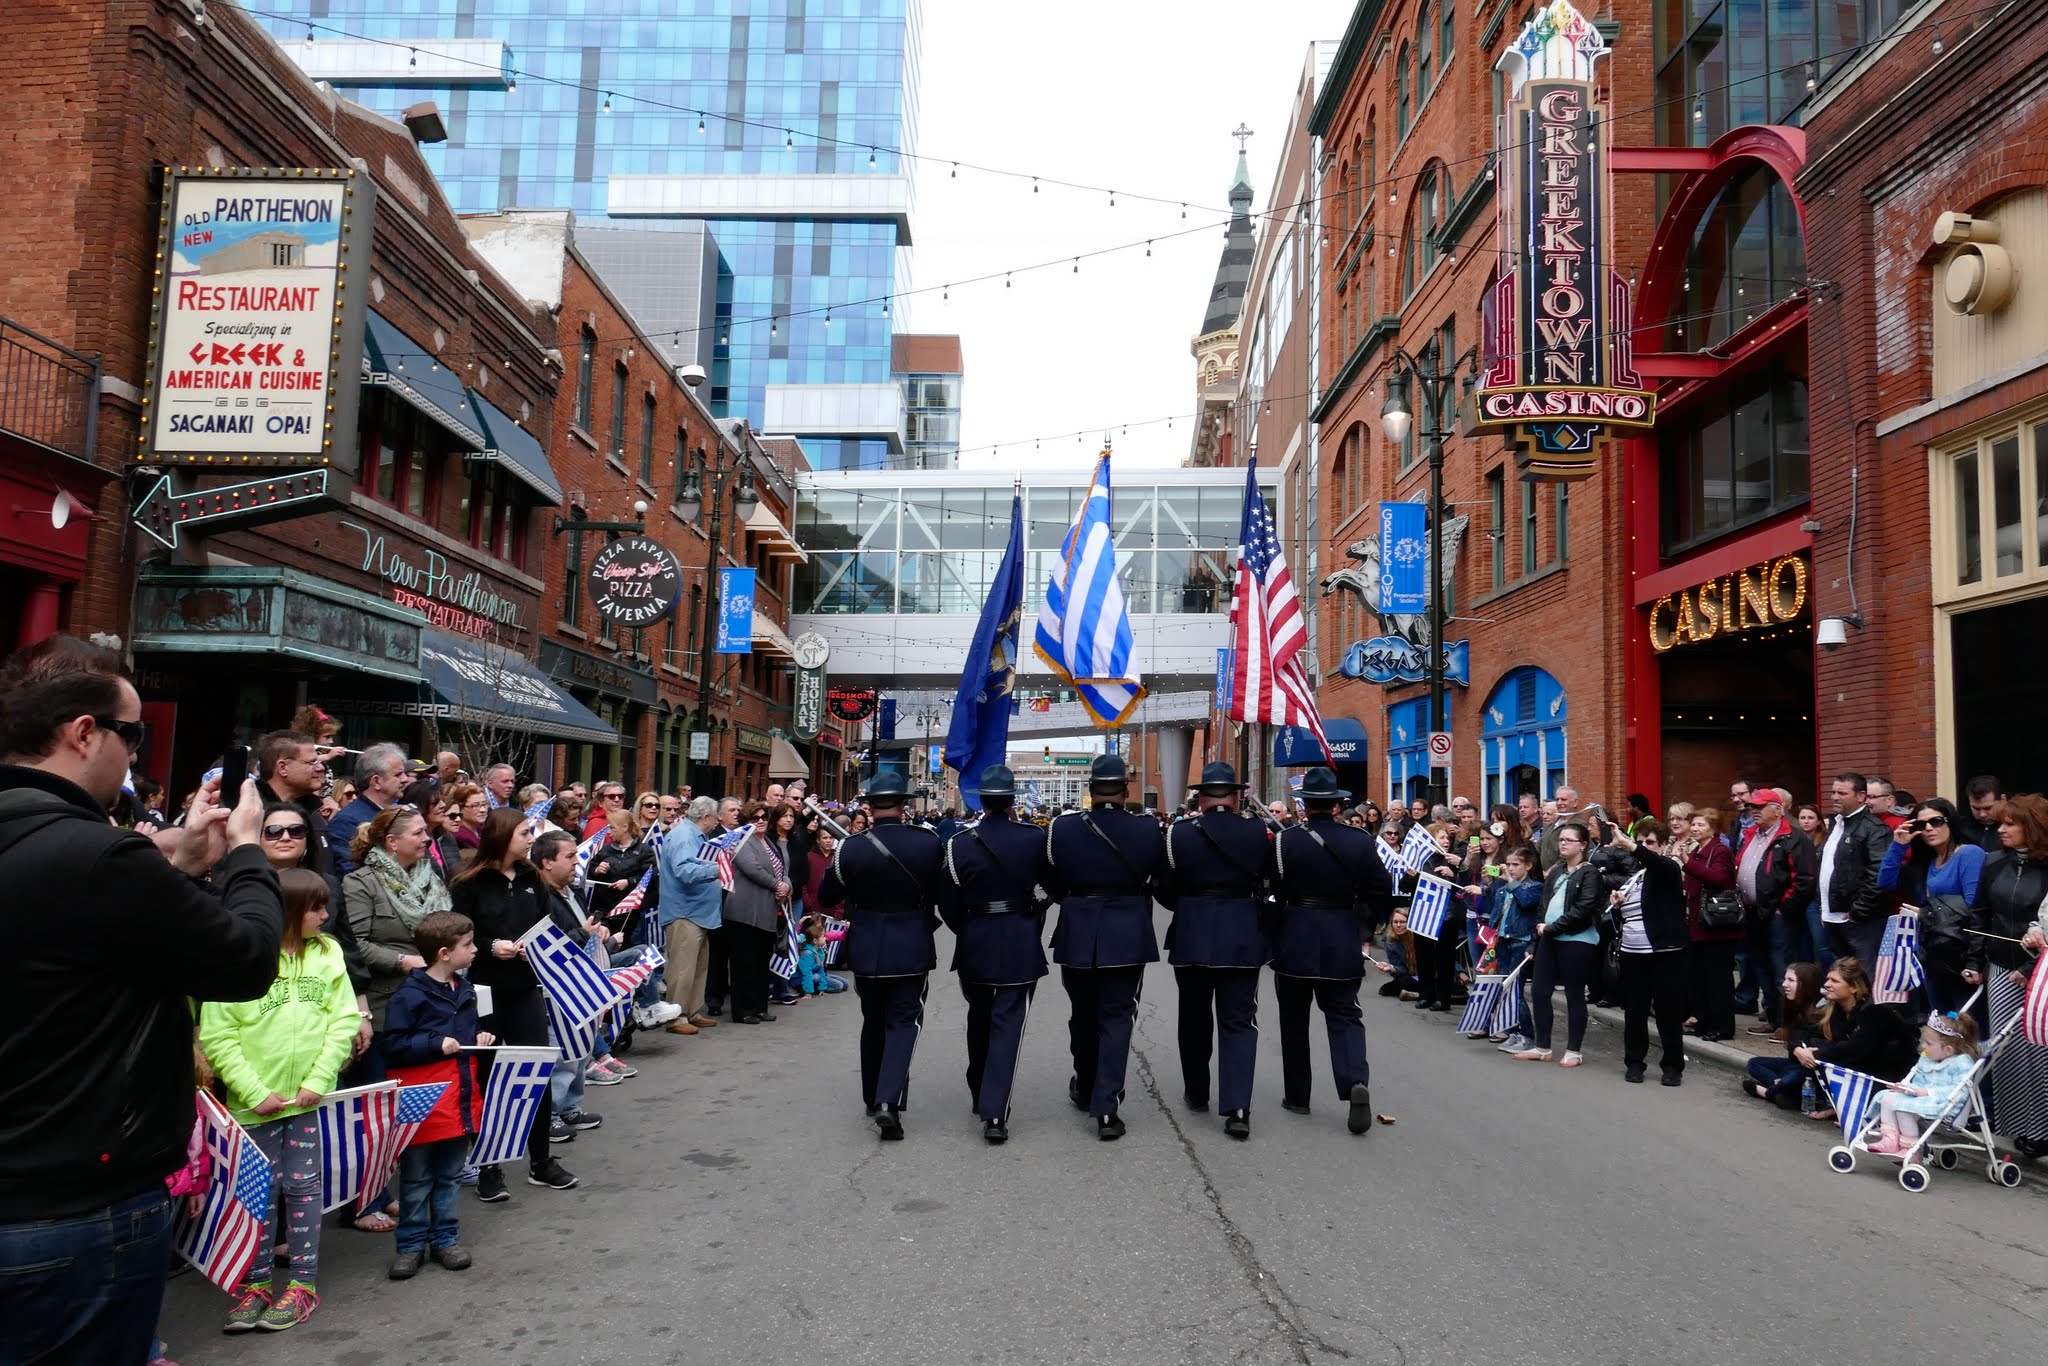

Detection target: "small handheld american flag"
[701, 823, 753, 892]
[1872, 906, 1925, 1005]
[608, 867, 654, 921]
[174, 1092, 271, 1293]
[2026, 955, 2048, 1048]
[354, 1081, 450, 1216]
[1407, 872, 1457, 940]
[603, 945, 668, 1035]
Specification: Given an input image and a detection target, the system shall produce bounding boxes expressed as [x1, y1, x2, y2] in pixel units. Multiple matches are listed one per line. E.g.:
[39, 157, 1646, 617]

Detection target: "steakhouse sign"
[1477, 2, 1653, 476]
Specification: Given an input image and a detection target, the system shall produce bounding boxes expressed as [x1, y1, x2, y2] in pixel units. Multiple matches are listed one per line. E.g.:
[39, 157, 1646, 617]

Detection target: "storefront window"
[1992, 433, 2023, 577]
[1481, 667, 1567, 809]
[1954, 449, 1981, 586]
[1668, 166, 1805, 351]
[1660, 374, 1809, 552]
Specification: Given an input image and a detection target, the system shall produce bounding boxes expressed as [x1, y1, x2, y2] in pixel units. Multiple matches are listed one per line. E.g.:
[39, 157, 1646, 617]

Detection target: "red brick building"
[1797, 0, 2048, 798]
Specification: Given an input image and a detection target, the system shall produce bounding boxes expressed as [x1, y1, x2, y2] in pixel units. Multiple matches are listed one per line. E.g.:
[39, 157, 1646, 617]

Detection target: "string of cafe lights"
[229, 0, 2001, 238]
[208, 0, 1956, 415]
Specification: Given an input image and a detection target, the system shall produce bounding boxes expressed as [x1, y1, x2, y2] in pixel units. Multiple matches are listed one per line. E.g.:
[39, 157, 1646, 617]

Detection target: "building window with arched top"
[1416, 1, 1433, 95]
[1397, 44, 1411, 139]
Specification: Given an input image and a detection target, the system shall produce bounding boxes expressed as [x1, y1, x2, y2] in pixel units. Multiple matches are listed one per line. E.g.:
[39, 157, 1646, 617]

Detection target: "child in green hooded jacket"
[198, 869, 360, 1335]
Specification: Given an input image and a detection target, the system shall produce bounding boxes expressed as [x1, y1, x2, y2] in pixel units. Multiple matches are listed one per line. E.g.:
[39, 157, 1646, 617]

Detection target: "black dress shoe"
[1184, 1093, 1210, 1113]
[1347, 1083, 1372, 1135]
[1624, 1064, 1646, 1084]
[1661, 1070, 1683, 1088]
[1414, 998, 1435, 1010]
[865, 1102, 881, 1118]
[1281, 1099, 1311, 1115]
[1426, 1002, 1450, 1013]
[875, 1104, 904, 1141]
[757, 1010, 778, 1022]
[1698, 1031, 1728, 1043]
[1068, 1076, 1088, 1111]
[1097, 1112, 1126, 1141]
[982, 1118, 1008, 1144]
[1223, 1111, 1250, 1140]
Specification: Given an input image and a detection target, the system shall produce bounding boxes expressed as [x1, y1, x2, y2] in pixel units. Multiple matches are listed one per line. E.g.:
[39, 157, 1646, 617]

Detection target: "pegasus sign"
[1319, 497, 1471, 690]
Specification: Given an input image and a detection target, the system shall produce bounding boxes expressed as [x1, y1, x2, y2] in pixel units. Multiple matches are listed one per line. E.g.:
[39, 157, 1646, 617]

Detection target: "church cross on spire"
[1231, 122, 1254, 150]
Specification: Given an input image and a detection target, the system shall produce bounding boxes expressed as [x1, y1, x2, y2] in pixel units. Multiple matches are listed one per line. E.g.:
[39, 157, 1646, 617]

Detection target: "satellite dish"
[50, 491, 74, 530]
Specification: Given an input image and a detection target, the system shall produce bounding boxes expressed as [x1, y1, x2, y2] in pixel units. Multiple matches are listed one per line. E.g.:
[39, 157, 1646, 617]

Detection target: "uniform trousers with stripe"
[1062, 965, 1145, 1118]
[1174, 966, 1260, 1114]
[853, 974, 929, 1110]
[962, 981, 1035, 1123]
[1273, 974, 1368, 1105]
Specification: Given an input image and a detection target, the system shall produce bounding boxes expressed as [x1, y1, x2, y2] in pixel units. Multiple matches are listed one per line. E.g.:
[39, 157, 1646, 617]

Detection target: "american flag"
[354, 1081, 450, 1216]
[1407, 872, 1456, 940]
[1872, 906, 1925, 1004]
[1823, 1063, 1879, 1145]
[608, 867, 655, 921]
[2026, 955, 2048, 1048]
[604, 945, 668, 1035]
[315, 1082, 399, 1213]
[468, 1047, 557, 1168]
[174, 1091, 271, 1293]
[702, 823, 752, 891]
[1226, 460, 1329, 757]
[1458, 975, 1503, 1036]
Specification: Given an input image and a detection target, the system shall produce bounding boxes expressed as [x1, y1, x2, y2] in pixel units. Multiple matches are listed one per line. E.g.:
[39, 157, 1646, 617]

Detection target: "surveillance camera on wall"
[1817, 613, 1863, 651]
[677, 364, 706, 388]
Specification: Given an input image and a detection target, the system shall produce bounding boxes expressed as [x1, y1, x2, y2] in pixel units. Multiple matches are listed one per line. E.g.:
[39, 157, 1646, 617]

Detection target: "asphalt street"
[162, 910, 2048, 1365]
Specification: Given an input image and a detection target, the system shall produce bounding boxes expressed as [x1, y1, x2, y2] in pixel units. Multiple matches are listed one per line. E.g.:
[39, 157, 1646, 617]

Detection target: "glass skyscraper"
[270, 0, 918, 456]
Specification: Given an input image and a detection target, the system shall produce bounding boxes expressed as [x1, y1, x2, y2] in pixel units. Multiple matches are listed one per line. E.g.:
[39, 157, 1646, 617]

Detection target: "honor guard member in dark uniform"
[938, 764, 1052, 1145]
[1044, 754, 1165, 1140]
[817, 770, 943, 1141]
[1272, 766, 1394, 1135]
[1159, 762, 1275, 1141]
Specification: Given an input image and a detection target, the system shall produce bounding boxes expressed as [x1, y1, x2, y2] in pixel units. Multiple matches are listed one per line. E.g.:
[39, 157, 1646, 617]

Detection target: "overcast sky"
[910, 1, 1341, 472]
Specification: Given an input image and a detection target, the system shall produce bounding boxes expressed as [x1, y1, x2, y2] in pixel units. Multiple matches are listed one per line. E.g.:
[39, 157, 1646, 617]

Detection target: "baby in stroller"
[1865, 1012, 1979, 1155]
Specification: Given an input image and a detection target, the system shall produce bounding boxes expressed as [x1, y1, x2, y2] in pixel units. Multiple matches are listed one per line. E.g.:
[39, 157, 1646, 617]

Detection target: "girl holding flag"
[199, 870, 361, 1334]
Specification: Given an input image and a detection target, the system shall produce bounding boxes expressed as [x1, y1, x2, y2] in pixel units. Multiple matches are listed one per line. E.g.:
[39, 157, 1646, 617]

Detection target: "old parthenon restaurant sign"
[1476, 0, 1653, 479]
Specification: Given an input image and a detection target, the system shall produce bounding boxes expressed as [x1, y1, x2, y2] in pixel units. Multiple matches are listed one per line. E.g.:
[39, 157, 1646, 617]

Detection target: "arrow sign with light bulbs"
[131, 469, 334, 550]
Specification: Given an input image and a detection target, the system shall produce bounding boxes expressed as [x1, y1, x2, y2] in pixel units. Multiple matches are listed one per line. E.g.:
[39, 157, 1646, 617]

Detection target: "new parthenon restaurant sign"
[1475, 1, 1654, 479]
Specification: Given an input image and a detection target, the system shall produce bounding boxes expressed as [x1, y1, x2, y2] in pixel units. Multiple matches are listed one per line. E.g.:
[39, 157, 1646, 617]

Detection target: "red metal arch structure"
[1611, 125, 1815, 805]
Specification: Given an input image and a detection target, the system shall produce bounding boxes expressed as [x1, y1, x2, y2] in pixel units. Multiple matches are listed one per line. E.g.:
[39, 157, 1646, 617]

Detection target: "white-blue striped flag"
[1873, 906, 1924, 1005]
[314, 1082, 399, 1213]
[1823, 1063, 1880, 1145]
[769, 912, 804, 981]
[1032, 452, 1145, 728]
[822, 915, 849, 965]
[1458, 975, 1503, 1035]
[522, 795, 554, 831]
[1399, 821, 1439, 874]
[1376, 834, 1403, 875]
[469, 1047, 558, 1167]
[1407, 872, 1457, 940]
[354, 1081, 449, 1216]
[522, 920, 625, 1028]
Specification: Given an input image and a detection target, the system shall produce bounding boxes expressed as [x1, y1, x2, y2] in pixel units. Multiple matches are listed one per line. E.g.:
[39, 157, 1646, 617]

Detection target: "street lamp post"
[674, 448, 758, 791]
[1376, 343, 1478, 812]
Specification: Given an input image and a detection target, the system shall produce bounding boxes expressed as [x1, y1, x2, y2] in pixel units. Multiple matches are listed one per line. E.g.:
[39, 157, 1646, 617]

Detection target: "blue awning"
[465, 390, 564, 505]
[419, 630, 616, 745]
[361, 311, 486, 449]
[1273, 716, 1369, 767]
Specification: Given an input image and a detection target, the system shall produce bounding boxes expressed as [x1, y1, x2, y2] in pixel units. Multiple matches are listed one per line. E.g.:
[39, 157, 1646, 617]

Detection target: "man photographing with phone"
[0, 635, 283, 1363]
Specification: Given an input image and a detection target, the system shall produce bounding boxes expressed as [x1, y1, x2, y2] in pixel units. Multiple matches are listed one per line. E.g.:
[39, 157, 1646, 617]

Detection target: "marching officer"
[938, 764, 1051, 1145]
[817, 770, 943, 1141]
[1158, 762, 1274, 1141]
[1272, 767, 1394, 1136]
[1044, 754, 1164, 1140]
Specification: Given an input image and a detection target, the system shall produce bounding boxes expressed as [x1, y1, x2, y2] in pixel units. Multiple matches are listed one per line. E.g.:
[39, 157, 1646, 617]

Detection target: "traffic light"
[1042, 745, 1052, 762]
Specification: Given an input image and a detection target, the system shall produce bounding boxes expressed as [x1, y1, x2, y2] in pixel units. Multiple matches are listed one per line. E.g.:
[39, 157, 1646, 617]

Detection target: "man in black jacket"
[0, 637, 280, 1364]
[1816, 772, 1891, 969]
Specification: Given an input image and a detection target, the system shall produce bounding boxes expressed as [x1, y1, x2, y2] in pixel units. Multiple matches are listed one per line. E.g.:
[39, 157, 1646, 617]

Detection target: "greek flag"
[469, 1047, 558, 1168]
[314, 1082, 399, 1213]
[522, 920, 625, 1028]
[821, 916, 849, 965]
[1823, 1063, 1879, 1145]
[1376, 834, 1403, 875]
[1458, 976, 1503, 1036]
[1399, 821, 1438, 874]
[522, 796, 554, 832]
[1872, 906, 1925, 1005]
[1032, 452, 1145, 728]
[1407, 872, 1457, 940]
[769, 913, 804, 981]
[573, 829, 607, 883]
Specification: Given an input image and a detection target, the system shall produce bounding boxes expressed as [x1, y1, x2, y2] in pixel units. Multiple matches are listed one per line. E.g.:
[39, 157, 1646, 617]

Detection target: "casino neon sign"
[1477, 2, 1655, 473]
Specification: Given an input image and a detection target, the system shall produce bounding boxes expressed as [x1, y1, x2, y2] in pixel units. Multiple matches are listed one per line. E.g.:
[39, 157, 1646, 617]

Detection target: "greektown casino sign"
[1474, 2, 1653, 478]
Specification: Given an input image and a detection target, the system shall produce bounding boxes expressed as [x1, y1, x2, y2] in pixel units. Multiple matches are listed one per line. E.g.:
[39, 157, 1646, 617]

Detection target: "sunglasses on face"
[1909, 815, 1948, 830]
[92, 716, 147, 754]
[262, 824, 307, 840]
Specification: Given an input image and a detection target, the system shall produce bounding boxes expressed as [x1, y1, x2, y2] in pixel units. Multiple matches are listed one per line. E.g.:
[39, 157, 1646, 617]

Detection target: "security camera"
[1816, 612, 1862, 651]
[677, 364, 706, 388]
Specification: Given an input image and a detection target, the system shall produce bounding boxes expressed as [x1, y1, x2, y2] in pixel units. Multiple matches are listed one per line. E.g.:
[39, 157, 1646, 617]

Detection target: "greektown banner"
[715, 567, 755, 654]
[140, 167, 371, 470]
[1475, 2, 1653, 479]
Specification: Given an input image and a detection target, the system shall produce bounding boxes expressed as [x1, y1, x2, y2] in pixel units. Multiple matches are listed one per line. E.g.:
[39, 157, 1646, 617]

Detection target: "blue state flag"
[1379, 500, 1427, 615]
[945, 494, 1026, 811]
[716, 568, 755, 654]
[1033, 454, 1145, 727]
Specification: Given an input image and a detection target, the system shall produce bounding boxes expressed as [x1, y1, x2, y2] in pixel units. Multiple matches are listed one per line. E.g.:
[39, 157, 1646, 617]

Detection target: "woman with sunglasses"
[445, 783, 490, 866]
[258, 801, 371, 1056]
[1878, 797, 1984, 1016]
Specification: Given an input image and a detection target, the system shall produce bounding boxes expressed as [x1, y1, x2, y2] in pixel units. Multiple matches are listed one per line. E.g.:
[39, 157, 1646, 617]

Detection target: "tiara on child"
[1926, 1012, 1965, 1040]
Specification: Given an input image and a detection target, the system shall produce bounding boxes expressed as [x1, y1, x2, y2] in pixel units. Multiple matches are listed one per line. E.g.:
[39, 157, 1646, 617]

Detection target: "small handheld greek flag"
[1823, 1063, 1879, 1145]
[522, 920, 624, 1027]
[1399, 821, 1438, 874]
[1872, 906, 1924, 1005]
[469, 1047, 558, 1168]
[314, 1082, 399, 1213]
[1458, 975, 1503, 1036]
[821, 916, 849, 965]
[769, 911, 804, 981]
[1407, 872, 1457, 940]
[1375, 834, 1402, 875]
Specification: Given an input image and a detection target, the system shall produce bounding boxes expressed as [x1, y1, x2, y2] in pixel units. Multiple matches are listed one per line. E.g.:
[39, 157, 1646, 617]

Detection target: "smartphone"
[221, 744, 251, 798]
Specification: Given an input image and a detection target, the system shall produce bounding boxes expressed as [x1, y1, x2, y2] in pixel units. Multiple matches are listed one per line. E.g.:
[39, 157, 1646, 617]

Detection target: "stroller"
[1824, 991, 2027, 1193]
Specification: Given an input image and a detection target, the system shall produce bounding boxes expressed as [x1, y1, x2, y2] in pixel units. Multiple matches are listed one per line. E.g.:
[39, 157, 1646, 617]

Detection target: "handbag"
[1698, 888, 1746, 932]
